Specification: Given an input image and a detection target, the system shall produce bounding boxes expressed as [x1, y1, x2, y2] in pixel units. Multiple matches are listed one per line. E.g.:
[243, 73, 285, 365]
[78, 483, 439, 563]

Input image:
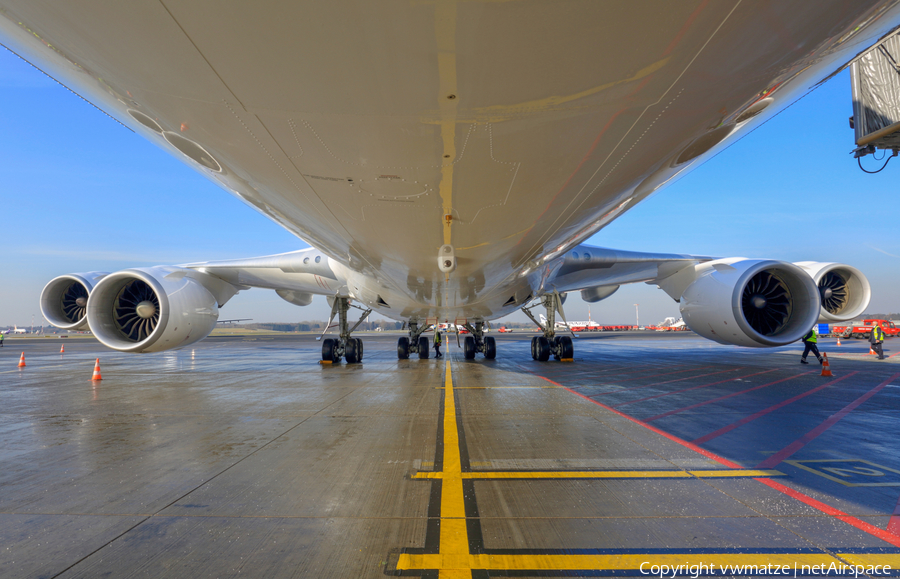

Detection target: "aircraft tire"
[484, 336, 496, 359]
[398, 337, 410, 359]
[356, 338, 364, 361]
[536, 336, 550, 361]
[464, 335, 476, 359]
[345, 338, 360, 364]
[558, 336, 574, 359]
[418, 336, 430, 359]
[322, 338, 336, 362]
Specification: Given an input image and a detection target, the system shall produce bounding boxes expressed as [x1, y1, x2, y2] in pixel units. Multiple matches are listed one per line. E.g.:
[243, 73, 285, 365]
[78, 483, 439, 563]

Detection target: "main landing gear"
[397, 320, 433, 360]
[321, 296, 372, 364]
[461, 321, 496, 360]
[522, 292, 574, 362]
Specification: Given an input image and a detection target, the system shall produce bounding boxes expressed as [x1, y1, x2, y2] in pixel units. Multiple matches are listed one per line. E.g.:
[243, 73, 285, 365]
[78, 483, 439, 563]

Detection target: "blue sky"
[1, 47, 898, 328]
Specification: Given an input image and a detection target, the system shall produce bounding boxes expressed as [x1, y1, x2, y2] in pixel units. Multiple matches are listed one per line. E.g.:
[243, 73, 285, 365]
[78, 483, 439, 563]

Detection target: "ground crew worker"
[0, 333, 4, 347]
[433, 329, 443, 358]
[870, 323, 885, 360]
[800, 326, 823, 365]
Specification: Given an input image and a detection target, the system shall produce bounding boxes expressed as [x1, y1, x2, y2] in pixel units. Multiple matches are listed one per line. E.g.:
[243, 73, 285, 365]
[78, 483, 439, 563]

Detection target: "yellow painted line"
[411, 469, 783, 480]
[839, 553, 900, 568]
[439, 359, 469, 575]
[398, 552, 870, 572]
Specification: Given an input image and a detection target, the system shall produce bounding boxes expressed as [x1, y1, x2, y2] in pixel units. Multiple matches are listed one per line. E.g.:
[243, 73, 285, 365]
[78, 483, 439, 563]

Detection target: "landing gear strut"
[397, 320, 433, 360]
[461, 321, 496, 360]
[321, 296, 371, 364]
[522, 292, 574, 362]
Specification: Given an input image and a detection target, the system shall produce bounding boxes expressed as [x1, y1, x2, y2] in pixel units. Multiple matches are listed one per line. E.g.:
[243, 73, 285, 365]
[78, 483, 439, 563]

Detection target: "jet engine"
[86, 267, 227, 353]
[793, 262, 871, 322]
[40, 272, 109, 331]
[678, 259, 821, 347]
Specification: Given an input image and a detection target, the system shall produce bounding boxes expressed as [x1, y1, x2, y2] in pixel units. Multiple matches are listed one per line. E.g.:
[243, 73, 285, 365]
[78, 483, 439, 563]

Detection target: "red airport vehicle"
[498, 326, 513, 333]
[830, 319, 899, 340]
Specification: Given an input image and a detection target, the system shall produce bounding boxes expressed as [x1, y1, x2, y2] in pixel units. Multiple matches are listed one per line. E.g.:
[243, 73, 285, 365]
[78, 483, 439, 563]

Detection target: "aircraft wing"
[546, 245, 713, 300]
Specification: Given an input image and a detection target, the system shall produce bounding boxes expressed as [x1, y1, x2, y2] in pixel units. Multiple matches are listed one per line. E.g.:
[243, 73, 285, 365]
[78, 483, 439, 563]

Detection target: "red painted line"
[691, 373, 857, 444]
[591, 367, 738, 396]
[613, 369, 776, 407]
[889, 349, 900, 359]
[644, 371, 816, 422]
[755, 478, 900, 548]
[544, 372, 900, 549]
[538, 375, 743, 468]
[756, 372, 900, 469]
[888, 495, 900, 537]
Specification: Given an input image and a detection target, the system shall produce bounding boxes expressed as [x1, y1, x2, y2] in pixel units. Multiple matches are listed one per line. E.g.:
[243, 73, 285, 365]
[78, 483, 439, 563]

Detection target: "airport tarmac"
[1, 332, 899, 578]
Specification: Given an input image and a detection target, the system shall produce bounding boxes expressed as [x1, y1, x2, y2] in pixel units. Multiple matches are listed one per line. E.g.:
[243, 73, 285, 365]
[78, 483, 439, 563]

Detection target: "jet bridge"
[851, 29, 900, 170]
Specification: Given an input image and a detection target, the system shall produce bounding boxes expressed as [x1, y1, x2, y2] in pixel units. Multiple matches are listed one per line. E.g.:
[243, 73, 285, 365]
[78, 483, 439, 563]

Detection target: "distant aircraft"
[2, 326, 28, 335]
[655, 317, 688, 331]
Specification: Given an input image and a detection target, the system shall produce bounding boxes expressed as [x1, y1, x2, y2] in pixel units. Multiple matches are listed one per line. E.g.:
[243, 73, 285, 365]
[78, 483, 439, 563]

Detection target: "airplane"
[4, 2, 886, 363]
[542, 307, 603, 332]
[2, 326, 28, 335]
[655, 317, 688, 332]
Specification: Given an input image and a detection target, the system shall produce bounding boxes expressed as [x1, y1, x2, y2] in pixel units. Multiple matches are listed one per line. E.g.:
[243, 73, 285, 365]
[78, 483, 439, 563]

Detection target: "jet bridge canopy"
[851, 30, 900, 156]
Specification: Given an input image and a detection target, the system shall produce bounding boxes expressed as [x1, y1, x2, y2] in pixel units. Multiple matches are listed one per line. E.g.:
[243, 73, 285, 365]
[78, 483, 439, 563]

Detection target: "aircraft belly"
[3, 1, 900, 320]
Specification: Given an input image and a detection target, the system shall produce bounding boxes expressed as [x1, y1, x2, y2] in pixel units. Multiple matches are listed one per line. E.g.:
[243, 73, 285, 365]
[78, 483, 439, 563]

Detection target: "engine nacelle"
[40, 272, 109, 331]
[793, 262, 871, 322]
[679, 259, 821, 347]
[86, 267, 220, 353]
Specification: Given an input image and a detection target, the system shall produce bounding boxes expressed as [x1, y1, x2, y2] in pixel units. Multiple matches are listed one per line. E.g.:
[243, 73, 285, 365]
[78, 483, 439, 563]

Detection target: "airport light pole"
[634, 304, 639, 328]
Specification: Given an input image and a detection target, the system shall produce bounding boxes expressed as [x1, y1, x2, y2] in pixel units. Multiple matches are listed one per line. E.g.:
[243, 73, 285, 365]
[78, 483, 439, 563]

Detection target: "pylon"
[91, 358, 102, 381]
[17, 352, 25, 367]
[820, 353, 833, 377]
[869, 346, 876, 355]
[836, 338, 841, 346]
[60, 344, 65, 354]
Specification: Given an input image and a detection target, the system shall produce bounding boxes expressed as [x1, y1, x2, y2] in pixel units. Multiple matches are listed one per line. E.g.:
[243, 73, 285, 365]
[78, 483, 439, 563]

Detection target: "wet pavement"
[0, 332, 898, 577]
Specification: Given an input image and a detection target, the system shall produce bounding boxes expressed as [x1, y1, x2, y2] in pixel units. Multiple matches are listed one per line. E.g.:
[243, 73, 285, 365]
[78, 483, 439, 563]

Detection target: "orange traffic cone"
[91, 358, 102, 381]
[869, 346, 876, 355]
[836, 338, 841, 346]
[60, 344, 65, 354]
[820, 353, 833, 377]
[17, 352, 25, 367]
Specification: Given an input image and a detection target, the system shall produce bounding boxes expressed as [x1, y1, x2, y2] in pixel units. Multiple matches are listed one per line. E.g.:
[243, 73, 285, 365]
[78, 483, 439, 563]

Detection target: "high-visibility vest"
[873, 326, 884, 341]
[434, 332, 442, 345]
[803, 329, 817, 343]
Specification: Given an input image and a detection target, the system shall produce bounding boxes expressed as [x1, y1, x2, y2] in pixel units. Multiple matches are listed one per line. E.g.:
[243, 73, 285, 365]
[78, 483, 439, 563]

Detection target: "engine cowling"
[86, 267, 220, 353]
[40, 272, 109, 331]
[793, 262, 871, 322]
[679, 259, 821, 347]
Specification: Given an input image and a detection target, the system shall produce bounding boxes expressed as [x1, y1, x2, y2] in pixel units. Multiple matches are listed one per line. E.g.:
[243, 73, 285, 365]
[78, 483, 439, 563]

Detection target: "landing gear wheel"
[464, 335, 476, 359]
[418, 336, 430, 359]
[552, 336, 561, 360]
[322, 338, 336, 362]
[356, 338, 364, 361]
[345, 338, 360, 363]
[397, 337, 410, 360]
[531, 336, 538, 360]
[536, 336, 550, 361]
[558, 335, 573, 359]
[484, 336, 496, 359]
